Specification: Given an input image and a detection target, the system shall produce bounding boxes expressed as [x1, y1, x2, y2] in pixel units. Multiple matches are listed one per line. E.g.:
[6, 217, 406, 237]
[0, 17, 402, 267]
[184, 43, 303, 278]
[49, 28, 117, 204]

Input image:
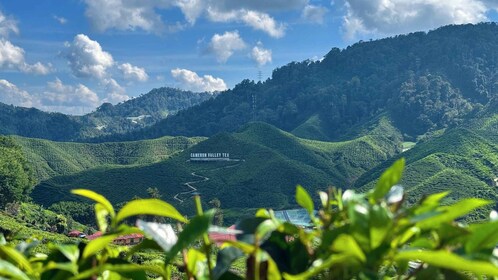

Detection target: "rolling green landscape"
[4, 22, 498, 279]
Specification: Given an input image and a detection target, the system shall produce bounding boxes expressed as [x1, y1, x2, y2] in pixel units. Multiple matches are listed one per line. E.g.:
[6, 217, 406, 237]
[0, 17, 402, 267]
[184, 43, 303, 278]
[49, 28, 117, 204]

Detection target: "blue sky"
[1, 0, 498, 115]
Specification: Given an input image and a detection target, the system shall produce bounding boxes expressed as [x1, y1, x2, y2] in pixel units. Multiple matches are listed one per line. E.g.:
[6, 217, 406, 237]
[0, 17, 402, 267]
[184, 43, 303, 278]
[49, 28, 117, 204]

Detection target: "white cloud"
[43, 78, 100, 108]
[82, 0, 294, 37]
[0, 10, 18, 37]
[102, 78, 129, 104]
[207, 8, 286, 38]
[302, 4, 328, 24]
[171, 68, 227, 92]
[64, 34, 114, 79]
[118, 63, 149, 82]
[53, 15, 67, 25]
[342, 0, 490, 40]
[250, 42, 272, 67]
[83, 0, 168, 33]
[0, 79, 35, 107]
[0, 39, 52, 75]
[207, 31, 246, 63]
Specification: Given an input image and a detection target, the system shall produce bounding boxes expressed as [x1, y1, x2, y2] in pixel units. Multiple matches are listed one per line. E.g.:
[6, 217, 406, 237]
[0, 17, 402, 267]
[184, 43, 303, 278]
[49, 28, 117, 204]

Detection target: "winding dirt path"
[173, 161, 243, 203]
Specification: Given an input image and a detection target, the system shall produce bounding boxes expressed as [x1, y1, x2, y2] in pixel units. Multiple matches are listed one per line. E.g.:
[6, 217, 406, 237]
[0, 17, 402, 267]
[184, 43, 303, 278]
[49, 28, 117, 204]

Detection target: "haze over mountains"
[3, 23, 498, 221]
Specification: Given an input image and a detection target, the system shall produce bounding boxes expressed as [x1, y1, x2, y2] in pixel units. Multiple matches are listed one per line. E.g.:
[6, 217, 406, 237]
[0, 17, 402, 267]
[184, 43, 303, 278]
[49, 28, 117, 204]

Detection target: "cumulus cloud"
[302, 4, 328, 24]
[82, 0, 293, 37]
[0, 39, 52, 75]
[43, 78, 100, 108]
[342, 0, 491, 40]
[64, 34, 114, 79]
[250, 42, 272, 67]
[206, 31, 246, 63]
[171, 68, 227, 92]
[102, 78, 129, 104]
[0, 79, 35, 107]
[84, 0, 167, 33]
[118, 63, 149, 82]
[207, 8, 286, 38]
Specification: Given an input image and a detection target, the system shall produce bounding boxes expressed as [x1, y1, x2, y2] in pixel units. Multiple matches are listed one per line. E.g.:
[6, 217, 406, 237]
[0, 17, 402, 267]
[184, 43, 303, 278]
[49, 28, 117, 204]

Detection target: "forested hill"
[0, 87, 213, 141]
[104, 23, 498, 142]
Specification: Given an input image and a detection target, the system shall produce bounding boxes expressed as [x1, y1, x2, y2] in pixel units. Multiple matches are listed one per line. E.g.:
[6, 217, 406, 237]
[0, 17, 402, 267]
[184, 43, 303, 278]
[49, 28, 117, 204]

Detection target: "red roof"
[209, 225, 237, 245]
[68, 230, 82, 237]
[86, 231, 103, 240]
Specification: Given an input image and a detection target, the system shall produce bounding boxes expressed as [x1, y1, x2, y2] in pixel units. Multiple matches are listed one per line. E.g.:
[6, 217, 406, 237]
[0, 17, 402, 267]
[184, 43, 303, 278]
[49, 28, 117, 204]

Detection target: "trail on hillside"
[173, 162, 242, 203]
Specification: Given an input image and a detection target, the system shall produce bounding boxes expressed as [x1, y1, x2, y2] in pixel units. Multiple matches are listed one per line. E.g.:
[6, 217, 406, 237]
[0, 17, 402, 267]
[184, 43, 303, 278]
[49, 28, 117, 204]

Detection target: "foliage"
[0, 136, 35, 208]
[0, 87, 212, 141]
[2, 159, 498, 279]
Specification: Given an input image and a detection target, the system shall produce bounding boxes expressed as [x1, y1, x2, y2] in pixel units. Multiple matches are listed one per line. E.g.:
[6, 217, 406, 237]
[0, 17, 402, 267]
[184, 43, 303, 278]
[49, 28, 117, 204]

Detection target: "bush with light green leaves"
[2, 158, 498, 279]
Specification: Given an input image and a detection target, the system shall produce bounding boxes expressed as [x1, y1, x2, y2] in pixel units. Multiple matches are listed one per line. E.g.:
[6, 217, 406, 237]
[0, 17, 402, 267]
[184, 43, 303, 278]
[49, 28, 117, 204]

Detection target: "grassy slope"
[15, 136, 205, 181]
[31, 121, 402, 213]
[354, 128, 498, 217]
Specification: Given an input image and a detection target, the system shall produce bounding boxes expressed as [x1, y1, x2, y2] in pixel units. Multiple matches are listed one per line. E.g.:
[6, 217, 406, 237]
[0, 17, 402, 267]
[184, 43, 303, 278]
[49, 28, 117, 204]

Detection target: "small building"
[68, 230, 85, 238]
[208, 225, 237, 246]
[86, 231, 144, 246]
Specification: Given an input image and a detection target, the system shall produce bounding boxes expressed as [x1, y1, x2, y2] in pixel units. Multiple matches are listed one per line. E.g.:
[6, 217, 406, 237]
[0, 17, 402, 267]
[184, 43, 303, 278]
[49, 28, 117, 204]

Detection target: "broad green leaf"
[255, 209, 271, 218]
[83, 234, 119, 259]
[416, 198, 491, 229]
[256, 219, 279, 242]
[187, 248, 208, 280]
[71, 189, 115, 217]
[331, 234, 366, 263]
[466, 221, 498, 253]
[391, 227, 420, 248]
[52, 244, 80, 263]
[71, 264, 158, 280]
[296, 185, 314, 215]
[44, 261, 78, 274]
[414, 191, 450, 215]
[212, 247, 244, 280]
[95, 203, 109, 233]
[116, 199, 186, 223]
[0, 259, 30, 280]
[395, 250, 498, 276]
[369, 204, 392, 249]
[283, 255, 350, 280]
[165, 213, 212, 263]
[0, 246, 33, 274]
[371, 158, 405, 202]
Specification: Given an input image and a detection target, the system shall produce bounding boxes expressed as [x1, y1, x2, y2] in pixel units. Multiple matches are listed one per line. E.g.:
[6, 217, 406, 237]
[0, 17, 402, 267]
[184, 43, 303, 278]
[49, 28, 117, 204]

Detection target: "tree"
[0, 136, 35, 208]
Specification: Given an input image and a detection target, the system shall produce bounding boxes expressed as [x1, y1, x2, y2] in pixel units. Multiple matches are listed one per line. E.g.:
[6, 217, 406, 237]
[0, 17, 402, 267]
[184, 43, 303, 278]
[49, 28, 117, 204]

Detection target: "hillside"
[13, 135, 205, 181]
[31, 121, 402, 213]
[354, 128, 498, 218]
[95, 23, 497, 142]
[0, 87, 213, 141]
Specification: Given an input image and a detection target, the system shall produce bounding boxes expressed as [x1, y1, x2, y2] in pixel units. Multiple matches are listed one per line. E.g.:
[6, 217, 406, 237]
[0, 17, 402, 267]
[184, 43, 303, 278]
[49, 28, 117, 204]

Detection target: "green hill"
[31, 121, 402, 214]
[13, 136, 205, 181]
[0, 87, 212, 141]
[354, 128, 498, 218]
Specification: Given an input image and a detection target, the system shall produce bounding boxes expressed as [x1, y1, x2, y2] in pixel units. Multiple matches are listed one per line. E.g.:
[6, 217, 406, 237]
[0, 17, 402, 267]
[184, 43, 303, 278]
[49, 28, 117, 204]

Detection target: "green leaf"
[83, 234, 118, 259]
[296, 185, 314, 215]
[0, 246, 33, 274]
[416, 198, 491, 229]
[53, 244, 80, 263]
[369, 204, 392, 249]
[116, 199, 186, 223]
[414, 191, 450, 215]
[331, 234, 366, 263]
[466, 221, 498, 253]
[0, 259, 31, 280]
[213, 247, 244, 280]
[283, 254, 350, 280]
[95, 203, 109, 233]
[395, 250, 498, 276]
[187, 248, 208, 279]
[165, 213, 212, 263]
[71, 189, 115, 217]
[255, 219, 279, 242]
[371, 158, 405, 202]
